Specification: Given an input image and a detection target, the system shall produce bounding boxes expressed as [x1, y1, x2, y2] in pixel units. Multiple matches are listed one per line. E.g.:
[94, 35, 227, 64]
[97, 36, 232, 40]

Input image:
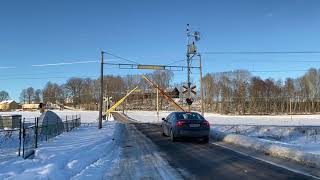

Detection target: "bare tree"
[19, 89, 27, 104]
[64, 78, 83, 108]
[26, 87, 35, 104]
[34, 89, 42, 103]
[150, 70, 174, 90]
[43, 82, 64, 104]
[0, 91, 9, 101]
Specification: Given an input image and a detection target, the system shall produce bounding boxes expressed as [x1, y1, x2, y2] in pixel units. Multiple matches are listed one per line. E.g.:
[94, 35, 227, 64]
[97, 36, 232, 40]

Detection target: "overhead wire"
[0, 66, 16, 69]
[165, 59, 186, 66]
[0, 75, 99, 81]
[201, 51, 320, 55]
[104, 52, 140, 64]
[31, 60, 99, 67]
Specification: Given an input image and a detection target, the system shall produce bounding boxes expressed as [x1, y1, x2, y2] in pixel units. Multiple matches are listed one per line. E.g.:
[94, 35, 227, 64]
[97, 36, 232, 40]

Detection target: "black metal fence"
[0, 115, 81, 160]
[0, 116, 22, 161]
[22, 115, 81, 159]
[22, 118, 36, 159]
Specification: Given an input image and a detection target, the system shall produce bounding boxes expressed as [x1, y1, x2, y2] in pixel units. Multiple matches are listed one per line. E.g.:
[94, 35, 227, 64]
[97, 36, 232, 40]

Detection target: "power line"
[104, 52, 140, 64]
[200, 58, 320, 63]
[165, 59, 186, 66]
[201, 51, 320, 55]
[0, 75, 99, 81]
[0, 66, 16, 69]
[31, 60, 99, 67]
[0, 67, 120, 77]
[250, 69, 310, 73]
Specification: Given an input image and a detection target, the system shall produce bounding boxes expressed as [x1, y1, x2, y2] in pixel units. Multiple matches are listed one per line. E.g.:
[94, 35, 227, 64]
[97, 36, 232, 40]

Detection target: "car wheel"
[162, 129, 166, 136]
[170, 130, 176, 142]
[162, 126, 167, 136]
[203, 136, 209, 143]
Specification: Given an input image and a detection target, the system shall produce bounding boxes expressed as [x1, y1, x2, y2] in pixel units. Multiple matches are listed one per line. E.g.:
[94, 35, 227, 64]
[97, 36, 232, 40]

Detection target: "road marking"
[211, 142, 320, 180]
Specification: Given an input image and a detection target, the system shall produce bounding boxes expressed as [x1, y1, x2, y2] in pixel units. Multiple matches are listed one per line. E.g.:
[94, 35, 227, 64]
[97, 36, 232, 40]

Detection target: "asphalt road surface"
[112, 113, 317, 180]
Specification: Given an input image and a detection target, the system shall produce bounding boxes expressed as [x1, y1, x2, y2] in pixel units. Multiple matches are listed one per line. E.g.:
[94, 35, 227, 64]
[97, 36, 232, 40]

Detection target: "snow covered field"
[125, 111, 320, 156]
[124, 110, 320, 126]
[205, 113, 320, 126]
[0, 110, 99, 123]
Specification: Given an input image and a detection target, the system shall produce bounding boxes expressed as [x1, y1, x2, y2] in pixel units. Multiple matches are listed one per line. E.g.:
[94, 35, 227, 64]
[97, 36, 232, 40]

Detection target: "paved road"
[112, 113, 317, 180]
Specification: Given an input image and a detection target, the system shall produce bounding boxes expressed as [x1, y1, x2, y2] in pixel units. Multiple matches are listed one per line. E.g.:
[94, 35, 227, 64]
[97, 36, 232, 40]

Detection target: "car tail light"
[176, 120, 186, 127]
[202, 120, 210, 127]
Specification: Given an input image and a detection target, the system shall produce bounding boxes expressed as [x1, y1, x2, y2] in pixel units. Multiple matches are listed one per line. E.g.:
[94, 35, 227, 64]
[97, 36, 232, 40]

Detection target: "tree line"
[202, 68, 320, 115]
[12, 67, 320, 114]
[18, 70, 173, 110]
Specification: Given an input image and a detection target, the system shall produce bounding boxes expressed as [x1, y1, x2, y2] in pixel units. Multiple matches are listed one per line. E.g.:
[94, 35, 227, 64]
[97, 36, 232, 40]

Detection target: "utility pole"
[199, 54, 204, 116]
[99, 51, 104, 129]
[157, 85, 159, 121]
[290, 98, 292, 120]
[106, 95, 109, 121]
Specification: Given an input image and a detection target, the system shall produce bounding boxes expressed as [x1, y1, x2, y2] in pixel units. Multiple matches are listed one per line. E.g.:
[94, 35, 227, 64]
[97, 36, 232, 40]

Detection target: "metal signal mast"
[186, 24, 201, 112]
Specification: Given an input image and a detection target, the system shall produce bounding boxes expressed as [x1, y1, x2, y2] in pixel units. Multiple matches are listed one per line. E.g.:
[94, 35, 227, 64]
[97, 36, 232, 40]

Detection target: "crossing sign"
[191, 85, 196, 95]
[182, 85, 196, 95]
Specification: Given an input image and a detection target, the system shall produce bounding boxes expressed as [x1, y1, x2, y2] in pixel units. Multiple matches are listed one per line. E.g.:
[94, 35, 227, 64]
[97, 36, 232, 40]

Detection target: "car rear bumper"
[176, 129, 210, 138]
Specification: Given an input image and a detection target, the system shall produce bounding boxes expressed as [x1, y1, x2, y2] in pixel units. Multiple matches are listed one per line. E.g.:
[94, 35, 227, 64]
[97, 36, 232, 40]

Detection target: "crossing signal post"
[186, 24, 201, 112]
[186, 98, 193, 106]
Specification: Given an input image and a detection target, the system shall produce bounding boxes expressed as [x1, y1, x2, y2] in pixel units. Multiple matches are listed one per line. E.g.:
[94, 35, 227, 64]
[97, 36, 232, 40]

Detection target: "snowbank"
[211, 129, 320, 168]
[211, 125, 320, 155]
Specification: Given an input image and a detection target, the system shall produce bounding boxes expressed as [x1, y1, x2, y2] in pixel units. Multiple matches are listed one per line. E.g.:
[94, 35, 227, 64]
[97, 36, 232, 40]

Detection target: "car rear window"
[176, 112, 204, 120]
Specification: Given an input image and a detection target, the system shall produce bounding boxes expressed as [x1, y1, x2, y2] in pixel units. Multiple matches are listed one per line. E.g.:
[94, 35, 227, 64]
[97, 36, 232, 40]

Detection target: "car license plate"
[189, 124, 200, 128]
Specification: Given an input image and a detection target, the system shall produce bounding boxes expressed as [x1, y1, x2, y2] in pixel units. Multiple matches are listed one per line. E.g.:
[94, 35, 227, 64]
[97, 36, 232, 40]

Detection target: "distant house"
[128, 87, 180, 100]
[22, 103, 39, 111]
[0, 100, 21, 111]
[171, 87, 180, 99]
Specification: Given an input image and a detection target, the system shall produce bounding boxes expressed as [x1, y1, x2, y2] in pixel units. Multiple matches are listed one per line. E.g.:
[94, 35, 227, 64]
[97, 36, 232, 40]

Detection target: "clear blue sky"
[1, 0, 320, 101]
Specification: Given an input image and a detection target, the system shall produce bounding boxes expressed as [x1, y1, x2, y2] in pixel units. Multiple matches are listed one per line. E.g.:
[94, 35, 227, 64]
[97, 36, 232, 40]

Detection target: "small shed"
[0, 114, 22, 129]
[38, 110, 64, 137]
[170, 87, 180, 99]
[0, 100, 21, 111]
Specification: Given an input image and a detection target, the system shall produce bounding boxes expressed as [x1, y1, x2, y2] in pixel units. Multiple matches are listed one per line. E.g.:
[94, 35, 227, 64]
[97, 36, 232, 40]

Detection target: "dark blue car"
[161, 112, 210, 143]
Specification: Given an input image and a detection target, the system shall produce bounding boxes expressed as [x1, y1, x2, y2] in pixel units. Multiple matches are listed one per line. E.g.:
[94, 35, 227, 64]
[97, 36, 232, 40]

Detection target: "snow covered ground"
[0, 110, 103, 165]
[0, 112, 181, 180]
[0, 130, 20, 162]
[0, 122, 117, 180]
[0, 110, 99, 123]
[125, 111, 320, 156]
